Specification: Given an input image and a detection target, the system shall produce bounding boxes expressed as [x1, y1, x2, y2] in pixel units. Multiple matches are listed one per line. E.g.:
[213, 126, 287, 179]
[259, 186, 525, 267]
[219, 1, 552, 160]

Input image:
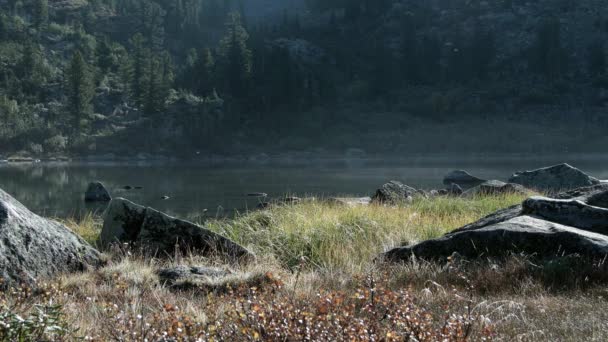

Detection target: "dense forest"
[1, 0, 608, 157]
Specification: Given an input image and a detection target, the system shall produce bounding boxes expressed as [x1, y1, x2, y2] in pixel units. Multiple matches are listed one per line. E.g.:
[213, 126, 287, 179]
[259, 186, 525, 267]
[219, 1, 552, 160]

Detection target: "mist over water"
[2, 155, 607, 220]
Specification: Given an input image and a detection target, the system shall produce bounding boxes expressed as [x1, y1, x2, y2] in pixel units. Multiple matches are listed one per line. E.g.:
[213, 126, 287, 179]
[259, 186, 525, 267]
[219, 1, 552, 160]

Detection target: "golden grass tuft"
[206, 193, 527, 272]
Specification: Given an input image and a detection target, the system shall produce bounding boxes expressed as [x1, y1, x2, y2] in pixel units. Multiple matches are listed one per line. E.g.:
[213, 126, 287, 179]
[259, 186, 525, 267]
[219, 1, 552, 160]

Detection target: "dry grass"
[3, 194, 608, 341]
[206, 194, 526, 272]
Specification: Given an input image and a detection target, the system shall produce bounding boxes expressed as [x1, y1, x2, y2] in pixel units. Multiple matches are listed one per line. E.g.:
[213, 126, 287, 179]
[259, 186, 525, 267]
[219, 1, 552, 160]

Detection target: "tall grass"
[206, 194, 527, 272]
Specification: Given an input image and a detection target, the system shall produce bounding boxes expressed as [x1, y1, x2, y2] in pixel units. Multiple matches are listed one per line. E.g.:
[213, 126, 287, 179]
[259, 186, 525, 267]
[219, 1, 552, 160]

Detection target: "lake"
[1, 155, 608, 220]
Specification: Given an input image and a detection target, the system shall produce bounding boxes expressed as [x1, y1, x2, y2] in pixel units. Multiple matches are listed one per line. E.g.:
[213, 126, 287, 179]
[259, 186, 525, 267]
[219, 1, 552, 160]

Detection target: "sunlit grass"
[207, 193, 527, 272]
[61, 212, 102, 246]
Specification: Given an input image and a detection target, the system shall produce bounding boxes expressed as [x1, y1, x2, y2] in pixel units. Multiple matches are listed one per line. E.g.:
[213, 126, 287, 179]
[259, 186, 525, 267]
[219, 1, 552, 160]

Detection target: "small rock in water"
[161, 195, 170, 200]
[84, 181, 112, 202]
[123, 185, 133, 190]
[247, 192, 268, 198]
[443, 170, 486, 188]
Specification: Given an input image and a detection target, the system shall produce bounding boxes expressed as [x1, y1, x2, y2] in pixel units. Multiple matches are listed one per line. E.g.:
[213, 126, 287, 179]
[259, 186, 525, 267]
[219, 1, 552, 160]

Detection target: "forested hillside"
[1, 0, 607, 158]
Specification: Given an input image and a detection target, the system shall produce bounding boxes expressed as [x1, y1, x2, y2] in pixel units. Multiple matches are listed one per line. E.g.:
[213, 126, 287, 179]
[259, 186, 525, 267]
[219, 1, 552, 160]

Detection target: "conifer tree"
[144, 57, 164, 116]
[194, 48, 215, 96]
[129, 33, 149, 109]
[65, 51, 94, 135]
[218, 12, 251, 99]
[33, 0, 48, 30]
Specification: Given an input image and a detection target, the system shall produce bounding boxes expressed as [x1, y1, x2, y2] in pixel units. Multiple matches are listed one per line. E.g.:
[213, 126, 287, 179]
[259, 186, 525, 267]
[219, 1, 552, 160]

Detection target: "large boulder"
[100, 198, 146, 244]
[101, 198, 253, 263]
[462, 180, 529, 198]
[443, 170, 486, 188]
[372, 181, 418, 205]
[522, 196, 608, 235]
[508, 163, 600, 192]
[383, 185, 608, 262]
[84, 181, 112, 202]
[0, 189, 102, 286]
[384, 216, 608, 261]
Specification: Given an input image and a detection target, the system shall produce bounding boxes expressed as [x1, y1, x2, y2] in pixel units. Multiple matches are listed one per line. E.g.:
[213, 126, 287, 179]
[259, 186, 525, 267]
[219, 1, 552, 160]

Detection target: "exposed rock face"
[0, 189, 102, 286]
[443, 170, 486, 188]
[509, 163, 600, 192]
[462, 180, 529, 197]
[100, 198, 146, 244]
[101, 198, 253, 263]
[384, 216, 608, 261]
[372, 181, 418, 205]
[84, 181, 112, 202]
[522, 197, 608, 235]
[383, 186, 608, 262]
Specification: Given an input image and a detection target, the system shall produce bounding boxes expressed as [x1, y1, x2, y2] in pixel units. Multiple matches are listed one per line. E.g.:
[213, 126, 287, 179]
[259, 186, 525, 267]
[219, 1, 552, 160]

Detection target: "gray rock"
[443, 170, 486, 187]
[522, 196, 608, 235]
[372, 181, 418, 205]
[384, 185, 608, 262]
[100, 198, 147, 244]
[157, 265, 231, 285]
[84, 181, 111, 202]
[101, 198, 253, 263]
[328, 197, 372, 207]
[451, 204, 523, 234]
[448, 183, 464, 196]
[0, 188, 102, 286]
[383, 216, 608, 262]
[509, 163, 600, 192]
[462, 180, 529, 197]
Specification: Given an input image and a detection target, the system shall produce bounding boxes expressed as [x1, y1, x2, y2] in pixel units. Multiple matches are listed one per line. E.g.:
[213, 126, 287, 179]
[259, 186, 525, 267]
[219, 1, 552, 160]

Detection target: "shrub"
[28, 143, 43, 155]
[43, 135, 68, 153]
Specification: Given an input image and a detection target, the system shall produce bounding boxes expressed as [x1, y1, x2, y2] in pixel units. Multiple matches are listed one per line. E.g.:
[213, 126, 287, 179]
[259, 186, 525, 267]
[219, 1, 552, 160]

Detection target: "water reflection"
[1, 156, 607, 219]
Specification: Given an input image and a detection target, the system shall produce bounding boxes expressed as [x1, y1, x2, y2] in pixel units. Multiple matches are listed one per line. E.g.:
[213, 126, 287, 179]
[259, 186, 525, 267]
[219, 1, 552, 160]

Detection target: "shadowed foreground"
[2, 194, 608, 341]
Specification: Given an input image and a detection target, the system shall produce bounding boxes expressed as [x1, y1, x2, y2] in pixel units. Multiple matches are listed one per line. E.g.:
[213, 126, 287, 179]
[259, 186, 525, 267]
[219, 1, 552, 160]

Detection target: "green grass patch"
[206, 194, 527, 272]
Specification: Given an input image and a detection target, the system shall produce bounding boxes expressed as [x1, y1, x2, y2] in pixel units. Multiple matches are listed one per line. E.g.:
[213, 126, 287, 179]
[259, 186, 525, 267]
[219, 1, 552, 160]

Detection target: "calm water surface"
[1, 155, 608, 220]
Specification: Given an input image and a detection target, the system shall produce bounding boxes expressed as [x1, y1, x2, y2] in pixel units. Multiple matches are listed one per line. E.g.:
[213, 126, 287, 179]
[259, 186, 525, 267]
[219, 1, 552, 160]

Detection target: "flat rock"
[372, 181, 418, 205]
[101, 198, 253, 263]
[84, 181, 111, 202]
[509, 163, 600, 192]
[384, 185, 608, 262]
[522, 196, 608, 235]
[383, 215, 608, 261]
[328, 197, 372, 207]
[462, 180, 529, 197]
[157, 265, 231, 285]
[0, 189, 102, 286]
[443, 170, 486, 187]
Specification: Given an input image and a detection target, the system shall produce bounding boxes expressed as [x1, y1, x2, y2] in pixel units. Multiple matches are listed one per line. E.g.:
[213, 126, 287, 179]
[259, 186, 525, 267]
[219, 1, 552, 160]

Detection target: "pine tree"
[144, 57, 164, 116]
[65, 51, 94, 135]
[129, 33, 149, 109]
[96, 38, 114, 74]
[218, 12, 252, 99]
[33, 0, 48, 30]
[194, 48, 215, 96]
[161, 51, 174, 97]
[0, 14, 7, 41]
